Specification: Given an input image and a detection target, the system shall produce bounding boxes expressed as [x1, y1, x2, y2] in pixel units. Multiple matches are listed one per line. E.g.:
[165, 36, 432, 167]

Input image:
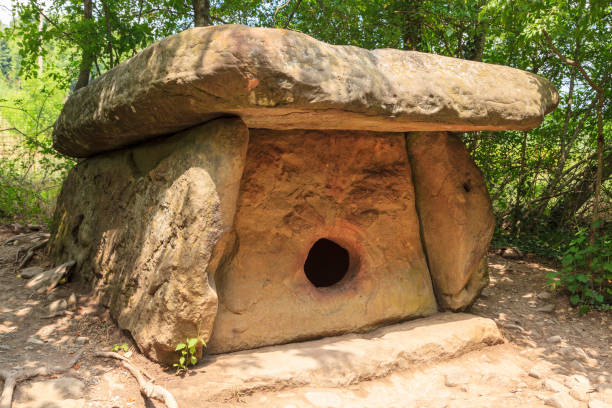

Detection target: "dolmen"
[49, 24, 558, 363]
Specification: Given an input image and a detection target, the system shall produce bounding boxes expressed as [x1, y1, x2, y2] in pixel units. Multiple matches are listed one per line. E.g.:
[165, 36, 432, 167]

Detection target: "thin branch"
[541, 30, 603, 95]
[273, 0, 292, 26]
[283, 0, 302, 29]
[211, 15, 229, 24]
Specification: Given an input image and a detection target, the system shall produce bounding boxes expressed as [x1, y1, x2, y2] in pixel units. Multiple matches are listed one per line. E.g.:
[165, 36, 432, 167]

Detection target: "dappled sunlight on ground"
[1, 226, 611, 407]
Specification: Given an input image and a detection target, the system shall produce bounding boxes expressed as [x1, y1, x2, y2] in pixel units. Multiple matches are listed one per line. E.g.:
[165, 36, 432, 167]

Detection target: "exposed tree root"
[0, 351, 178, 408]
[94, 352, 178, 408]
[2, 232, 49, 246]
[0, 350, 83, 408]
[15, 238, 49, 270]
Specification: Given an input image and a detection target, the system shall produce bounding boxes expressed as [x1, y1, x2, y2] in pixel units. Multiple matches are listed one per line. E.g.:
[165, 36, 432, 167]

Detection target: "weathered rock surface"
[14, 377, 86, 408]
[53, 24, 559, 157]
[406, 132, 494, 310]
[208, 129, 437, 353]
[179, 313, 503, 403]
[19, 266, 44, 279]
[48, 117, 249, 363]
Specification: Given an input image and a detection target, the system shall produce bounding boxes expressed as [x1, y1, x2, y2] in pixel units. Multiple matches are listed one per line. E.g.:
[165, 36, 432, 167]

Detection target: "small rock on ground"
[19, 266, 44, 279]
[75, 336, 89, 345]
[537, 291, 552, 300]
[501, 247, 523, 259]
[529, 366, 545, 379]
[14, 377, 86, 408]
[569, 389, 588, 402]
[544, 379, 568, 393]
[597, 384, 612, 393]
[589, 401, 612, 408]
[545, 392, 579, 408]
[565, 374, 592, 392]
[536, 304, 555, 313]
[548, 335, 562, 344]
[444, 373, 468, 387]
[48, 299, 67, 315]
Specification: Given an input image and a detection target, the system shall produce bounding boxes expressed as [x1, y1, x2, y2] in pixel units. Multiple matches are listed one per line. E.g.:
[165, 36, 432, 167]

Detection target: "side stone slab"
[48, 118, 249, 363]
[406, 132, 494, 310]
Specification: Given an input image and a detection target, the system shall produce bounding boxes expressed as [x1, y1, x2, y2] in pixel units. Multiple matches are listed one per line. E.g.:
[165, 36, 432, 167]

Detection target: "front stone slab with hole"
[208, 129, 435, 353]
[48, 25, 557, 363]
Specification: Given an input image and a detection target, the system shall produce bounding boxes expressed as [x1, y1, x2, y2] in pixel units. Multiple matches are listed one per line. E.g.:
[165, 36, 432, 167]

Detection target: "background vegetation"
[0, 0, 610, 309]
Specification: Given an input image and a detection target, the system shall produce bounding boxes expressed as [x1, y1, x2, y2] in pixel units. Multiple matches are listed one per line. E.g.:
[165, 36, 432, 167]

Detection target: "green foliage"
[0, 38, 11, 78]
[547, 223, 612, 313]
[0, 34, 74, 223]
[173, 336, 206, 373]
[10, 0, 193, 85]
[111, 343, 130, 352]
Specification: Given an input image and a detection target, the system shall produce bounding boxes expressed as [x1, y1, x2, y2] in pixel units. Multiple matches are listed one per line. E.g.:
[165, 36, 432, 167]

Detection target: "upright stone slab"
[50, 118, 249, 362]
[48, 25, 558, 362]
[407, 132, 494, 310]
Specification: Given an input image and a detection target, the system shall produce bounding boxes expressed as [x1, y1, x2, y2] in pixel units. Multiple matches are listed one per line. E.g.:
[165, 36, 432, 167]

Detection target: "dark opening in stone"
[304, 238, 350, 287]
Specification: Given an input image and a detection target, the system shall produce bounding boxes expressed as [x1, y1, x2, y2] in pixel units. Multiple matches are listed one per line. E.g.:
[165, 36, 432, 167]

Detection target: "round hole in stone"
[304, 238, 350, 288]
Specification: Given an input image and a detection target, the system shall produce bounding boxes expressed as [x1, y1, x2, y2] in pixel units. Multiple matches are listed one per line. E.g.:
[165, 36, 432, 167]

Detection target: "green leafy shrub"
[111, 343, 130, 353]
[173, 336, 206, 373]
[547, 223, 612, 313]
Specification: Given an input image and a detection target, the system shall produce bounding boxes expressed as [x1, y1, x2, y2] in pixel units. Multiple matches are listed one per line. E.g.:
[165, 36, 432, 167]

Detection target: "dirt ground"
[0, 225, 610, 408]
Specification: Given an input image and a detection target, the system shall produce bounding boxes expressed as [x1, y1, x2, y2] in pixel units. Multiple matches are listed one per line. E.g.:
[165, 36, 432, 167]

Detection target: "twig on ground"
[0, 351, 83, 408]
[94, 352, 178, 408]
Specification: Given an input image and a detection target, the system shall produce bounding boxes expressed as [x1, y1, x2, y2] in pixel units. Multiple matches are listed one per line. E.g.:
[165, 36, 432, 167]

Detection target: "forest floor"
[0, 225, 611, 408]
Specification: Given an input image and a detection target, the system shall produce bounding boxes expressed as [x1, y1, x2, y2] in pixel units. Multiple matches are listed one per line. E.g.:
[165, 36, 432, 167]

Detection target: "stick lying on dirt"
[94, 352, 179, 408]
[0, 350, 83, 408]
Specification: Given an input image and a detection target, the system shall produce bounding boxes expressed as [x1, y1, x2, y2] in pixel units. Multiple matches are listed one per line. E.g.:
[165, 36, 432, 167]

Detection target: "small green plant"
[173, 336, 206, 373]
[111, 343, 130, 352]
[547, 223, 612, 313]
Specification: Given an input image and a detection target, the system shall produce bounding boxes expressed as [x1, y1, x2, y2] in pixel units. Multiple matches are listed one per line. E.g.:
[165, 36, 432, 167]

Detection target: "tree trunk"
[101, 0, 114, 68]
[400, 0, 423, 51]
[513, 131, 528, 236]
[37, 12, 43, 76]
[193, 0, 211, 27]
[74, 0, 93, 91]
[590, 93, 605, 246]
[460, 0, 487, 61]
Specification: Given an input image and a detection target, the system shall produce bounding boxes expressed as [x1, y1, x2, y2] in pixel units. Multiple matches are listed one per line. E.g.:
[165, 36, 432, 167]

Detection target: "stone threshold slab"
[172, 313, 504, 403]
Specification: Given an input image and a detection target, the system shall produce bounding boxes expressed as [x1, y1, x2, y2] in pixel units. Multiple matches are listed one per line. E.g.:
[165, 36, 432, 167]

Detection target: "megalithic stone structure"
[49, 25, 558, 363]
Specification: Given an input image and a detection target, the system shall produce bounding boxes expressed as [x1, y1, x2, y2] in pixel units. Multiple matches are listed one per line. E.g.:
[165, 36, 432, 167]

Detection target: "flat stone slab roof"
[52, 25, 558, 157]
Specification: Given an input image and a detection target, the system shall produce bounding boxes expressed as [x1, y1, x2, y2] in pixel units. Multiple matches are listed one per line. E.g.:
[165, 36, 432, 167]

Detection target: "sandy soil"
[0, 225, 610, 408]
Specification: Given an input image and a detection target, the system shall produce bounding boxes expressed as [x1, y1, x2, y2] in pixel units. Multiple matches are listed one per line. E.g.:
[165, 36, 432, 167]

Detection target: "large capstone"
[52, 25, 558, 158]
